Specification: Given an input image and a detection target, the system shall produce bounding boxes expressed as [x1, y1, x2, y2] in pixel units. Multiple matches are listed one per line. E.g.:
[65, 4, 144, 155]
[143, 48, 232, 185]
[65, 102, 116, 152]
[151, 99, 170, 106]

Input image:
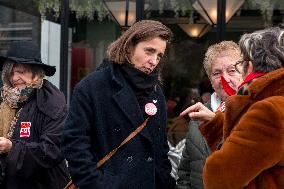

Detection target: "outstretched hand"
[179, 102, 215, 123]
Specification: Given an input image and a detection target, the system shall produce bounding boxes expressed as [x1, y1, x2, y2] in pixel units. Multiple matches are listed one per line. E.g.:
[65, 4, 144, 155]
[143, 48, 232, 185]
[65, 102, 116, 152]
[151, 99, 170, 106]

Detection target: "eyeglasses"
[211, 64, 239, 80]
[234, 60, 248, 73]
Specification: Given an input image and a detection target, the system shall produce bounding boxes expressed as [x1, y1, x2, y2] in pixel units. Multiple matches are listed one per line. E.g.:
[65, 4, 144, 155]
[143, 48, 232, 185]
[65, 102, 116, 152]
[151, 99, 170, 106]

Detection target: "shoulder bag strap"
[64, 117, 150, 189]
[97, 117, 149, 168]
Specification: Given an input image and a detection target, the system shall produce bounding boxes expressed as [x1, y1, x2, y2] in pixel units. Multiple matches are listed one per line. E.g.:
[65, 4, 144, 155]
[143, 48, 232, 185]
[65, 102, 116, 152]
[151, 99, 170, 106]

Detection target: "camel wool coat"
[200, 68, 284, 189]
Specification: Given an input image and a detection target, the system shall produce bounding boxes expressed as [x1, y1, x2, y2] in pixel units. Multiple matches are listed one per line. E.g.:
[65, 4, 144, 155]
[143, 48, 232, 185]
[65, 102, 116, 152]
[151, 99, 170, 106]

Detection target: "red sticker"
[20, 122, 31, 138]
[145, 103, 157, 116]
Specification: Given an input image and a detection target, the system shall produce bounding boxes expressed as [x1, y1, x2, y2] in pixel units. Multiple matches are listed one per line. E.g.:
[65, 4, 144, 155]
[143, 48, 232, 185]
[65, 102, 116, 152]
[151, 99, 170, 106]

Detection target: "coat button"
[146, 157, 153, 162]
[126, 156, 133, 162]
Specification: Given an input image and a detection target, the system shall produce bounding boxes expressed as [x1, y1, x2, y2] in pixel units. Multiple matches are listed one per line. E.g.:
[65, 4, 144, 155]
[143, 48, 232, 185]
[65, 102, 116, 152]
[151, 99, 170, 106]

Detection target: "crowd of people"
[0, 20, 283, 189]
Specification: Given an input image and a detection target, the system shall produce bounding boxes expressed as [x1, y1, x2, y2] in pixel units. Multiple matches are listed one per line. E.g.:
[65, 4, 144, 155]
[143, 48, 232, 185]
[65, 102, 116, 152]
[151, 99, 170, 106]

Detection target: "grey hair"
[2, 60, 45, 87]
[2, 60, 14, 86]
[239, 26, 284, 73]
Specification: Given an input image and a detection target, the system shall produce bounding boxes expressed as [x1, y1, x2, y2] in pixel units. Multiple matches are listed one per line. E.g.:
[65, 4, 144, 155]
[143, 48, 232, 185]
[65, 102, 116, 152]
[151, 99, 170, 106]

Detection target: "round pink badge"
[145, 103, 157, 116]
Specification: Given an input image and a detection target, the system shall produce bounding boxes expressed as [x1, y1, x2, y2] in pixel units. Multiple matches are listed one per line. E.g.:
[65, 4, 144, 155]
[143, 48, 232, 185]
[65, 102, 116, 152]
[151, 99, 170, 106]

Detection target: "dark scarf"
[120, 63, 158, 111]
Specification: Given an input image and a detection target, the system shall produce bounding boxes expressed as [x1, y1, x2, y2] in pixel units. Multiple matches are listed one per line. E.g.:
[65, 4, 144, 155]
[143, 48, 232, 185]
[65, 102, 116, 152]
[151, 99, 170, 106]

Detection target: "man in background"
[177, 41, 243, 189]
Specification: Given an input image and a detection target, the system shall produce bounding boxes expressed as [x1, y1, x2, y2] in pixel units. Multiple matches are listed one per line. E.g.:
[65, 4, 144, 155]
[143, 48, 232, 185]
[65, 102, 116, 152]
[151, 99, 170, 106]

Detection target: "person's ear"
[242, 61, 253, 78]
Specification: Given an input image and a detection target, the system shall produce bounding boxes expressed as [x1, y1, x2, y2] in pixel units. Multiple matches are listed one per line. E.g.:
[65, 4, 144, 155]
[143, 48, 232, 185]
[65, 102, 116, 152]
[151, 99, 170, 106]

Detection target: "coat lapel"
[223, 95, 251, 139]
[111, 65, 152, 143]
[223, 69, 284, 139]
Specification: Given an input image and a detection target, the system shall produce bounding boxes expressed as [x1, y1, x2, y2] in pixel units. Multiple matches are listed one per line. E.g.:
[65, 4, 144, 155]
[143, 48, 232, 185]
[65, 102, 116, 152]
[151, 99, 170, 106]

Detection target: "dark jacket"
[176, 102, 212, 189]
[62, 59, 175, 189]
[1, 80, 70, 189]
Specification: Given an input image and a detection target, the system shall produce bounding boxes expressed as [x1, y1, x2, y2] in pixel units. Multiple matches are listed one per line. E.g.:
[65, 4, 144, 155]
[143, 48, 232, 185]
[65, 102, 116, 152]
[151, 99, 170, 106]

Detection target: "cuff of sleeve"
[199, 111, 224, 151]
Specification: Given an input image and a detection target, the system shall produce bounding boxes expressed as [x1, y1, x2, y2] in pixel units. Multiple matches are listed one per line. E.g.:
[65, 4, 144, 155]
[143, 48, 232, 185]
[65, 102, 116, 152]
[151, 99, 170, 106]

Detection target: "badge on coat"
[20, 122, 31, 138]
[145, 103, 157, 116]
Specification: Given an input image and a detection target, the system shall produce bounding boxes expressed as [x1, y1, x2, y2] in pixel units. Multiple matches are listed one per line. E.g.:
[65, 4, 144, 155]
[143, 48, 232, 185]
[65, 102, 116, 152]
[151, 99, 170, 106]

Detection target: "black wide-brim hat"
[0, 41, 56, 76]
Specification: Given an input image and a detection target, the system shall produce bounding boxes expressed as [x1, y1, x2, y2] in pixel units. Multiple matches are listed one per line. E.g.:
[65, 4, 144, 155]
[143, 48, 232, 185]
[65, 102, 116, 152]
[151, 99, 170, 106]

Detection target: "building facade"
[0, 0, 283, 105]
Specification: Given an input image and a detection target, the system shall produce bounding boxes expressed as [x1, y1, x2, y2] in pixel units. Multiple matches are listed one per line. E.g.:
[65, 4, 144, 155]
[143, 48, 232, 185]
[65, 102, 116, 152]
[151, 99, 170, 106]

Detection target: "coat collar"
[36, 80, 66, 119]
[248, 68, 284, 99]
[223, 68, 284, 138]
[108, 60, 153, 143]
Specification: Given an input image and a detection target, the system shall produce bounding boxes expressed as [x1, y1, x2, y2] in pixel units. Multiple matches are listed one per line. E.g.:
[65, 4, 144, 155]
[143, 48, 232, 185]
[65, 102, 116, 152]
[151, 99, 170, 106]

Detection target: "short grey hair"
[2, 60, 45, 86]
[239, 26, 284, 73]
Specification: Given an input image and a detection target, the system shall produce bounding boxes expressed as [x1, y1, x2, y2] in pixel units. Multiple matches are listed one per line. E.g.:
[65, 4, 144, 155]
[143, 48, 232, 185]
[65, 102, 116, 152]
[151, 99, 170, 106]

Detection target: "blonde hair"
[203, 41, 242, 75]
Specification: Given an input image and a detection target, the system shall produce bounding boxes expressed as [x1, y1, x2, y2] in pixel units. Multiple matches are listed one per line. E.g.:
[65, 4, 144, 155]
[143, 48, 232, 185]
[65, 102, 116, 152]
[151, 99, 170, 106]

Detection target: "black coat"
[1, 80, 70, 189]
[62, 60, 175, 189]
[176, 102, 212, 189]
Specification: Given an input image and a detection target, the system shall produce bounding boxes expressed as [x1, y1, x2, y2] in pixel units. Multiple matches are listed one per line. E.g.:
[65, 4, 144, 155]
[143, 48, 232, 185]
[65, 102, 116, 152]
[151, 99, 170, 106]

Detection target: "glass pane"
[228, 0, 284, 32]
[69, 3, 120, 92]
[0, 1, 41, 87]
[104, 0, 136, 26]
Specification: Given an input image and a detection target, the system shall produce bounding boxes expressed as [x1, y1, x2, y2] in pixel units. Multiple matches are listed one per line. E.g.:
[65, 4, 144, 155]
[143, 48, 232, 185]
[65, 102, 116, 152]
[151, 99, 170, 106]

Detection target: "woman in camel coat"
[181, 26, 284, 189]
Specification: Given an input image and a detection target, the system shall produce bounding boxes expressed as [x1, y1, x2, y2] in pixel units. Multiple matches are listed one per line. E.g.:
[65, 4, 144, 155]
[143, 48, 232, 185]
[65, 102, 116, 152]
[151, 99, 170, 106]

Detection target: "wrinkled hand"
[0, 137, 12, 154]
[180, 102, 215, 123]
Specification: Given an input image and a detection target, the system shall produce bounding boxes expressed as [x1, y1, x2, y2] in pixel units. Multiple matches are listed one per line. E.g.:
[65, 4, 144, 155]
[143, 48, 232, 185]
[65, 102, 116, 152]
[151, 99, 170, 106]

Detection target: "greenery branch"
[35, 0, 108, 21]
[35, 0, 283, 26]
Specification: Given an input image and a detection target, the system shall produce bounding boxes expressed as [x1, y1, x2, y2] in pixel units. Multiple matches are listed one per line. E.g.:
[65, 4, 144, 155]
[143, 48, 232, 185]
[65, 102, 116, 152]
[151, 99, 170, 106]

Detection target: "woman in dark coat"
[0, 41, 70, 189]
[62, 20, 175, 189]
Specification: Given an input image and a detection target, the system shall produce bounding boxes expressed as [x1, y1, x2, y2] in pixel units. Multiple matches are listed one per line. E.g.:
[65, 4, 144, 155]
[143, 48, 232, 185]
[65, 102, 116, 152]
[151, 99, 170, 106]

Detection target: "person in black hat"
[0, 41, 70, 189]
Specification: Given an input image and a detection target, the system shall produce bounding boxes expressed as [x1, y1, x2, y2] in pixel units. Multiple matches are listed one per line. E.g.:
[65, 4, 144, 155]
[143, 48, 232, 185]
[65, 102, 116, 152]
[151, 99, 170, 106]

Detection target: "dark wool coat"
[201, 68, 284, 189]
[1, 80, 70, 189]
[62, 60, 175, 189]
[176, 102, 213, 189]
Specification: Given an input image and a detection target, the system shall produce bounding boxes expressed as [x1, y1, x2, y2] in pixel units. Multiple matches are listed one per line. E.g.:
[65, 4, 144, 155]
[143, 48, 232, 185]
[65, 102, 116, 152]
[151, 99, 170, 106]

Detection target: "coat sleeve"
[160, 95, 177, 189]
[176, 121, 211, 189]
[6, 108, 67, 179]
[161, 132, 176, 189]
[61, 82, 118, 189]
[203, 97, 284, 189]
[199, 111, 224, 152]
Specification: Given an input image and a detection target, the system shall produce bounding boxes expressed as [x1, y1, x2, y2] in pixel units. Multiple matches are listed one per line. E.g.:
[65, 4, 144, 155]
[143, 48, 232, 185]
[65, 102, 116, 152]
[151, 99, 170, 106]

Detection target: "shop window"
[0, 3, 40, 85]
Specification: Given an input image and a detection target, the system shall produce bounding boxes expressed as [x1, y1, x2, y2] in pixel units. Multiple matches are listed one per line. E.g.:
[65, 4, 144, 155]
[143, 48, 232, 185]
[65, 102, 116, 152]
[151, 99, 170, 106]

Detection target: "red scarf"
[221, 72, 267, 96]
[221, 76, 236, 96]
[238, 72, 267, 89]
